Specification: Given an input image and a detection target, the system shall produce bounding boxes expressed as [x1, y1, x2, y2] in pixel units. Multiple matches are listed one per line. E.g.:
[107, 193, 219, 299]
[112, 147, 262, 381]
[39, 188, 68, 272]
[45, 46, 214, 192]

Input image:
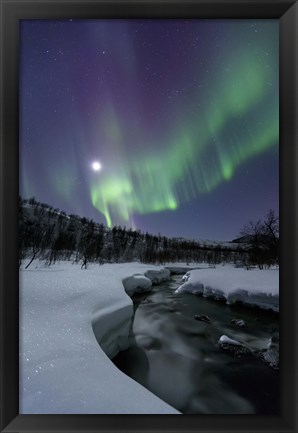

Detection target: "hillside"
[19, 197, 246, 269]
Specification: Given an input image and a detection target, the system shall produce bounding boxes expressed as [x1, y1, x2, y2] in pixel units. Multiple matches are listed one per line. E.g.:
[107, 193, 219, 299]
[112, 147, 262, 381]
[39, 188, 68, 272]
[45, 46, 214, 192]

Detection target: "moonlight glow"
[91, 161, 102, 172]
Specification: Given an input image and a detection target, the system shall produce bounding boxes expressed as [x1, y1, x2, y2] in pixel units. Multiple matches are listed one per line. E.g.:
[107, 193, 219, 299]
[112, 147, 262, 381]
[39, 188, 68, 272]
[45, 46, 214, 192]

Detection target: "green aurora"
[20, 19, 279, 238]
[90, 40, 278, 228]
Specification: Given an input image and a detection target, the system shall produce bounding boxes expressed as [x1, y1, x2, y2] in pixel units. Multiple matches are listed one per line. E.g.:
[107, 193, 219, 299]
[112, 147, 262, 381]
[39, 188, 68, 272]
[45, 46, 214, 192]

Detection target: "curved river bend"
[113, 275, 279, 414]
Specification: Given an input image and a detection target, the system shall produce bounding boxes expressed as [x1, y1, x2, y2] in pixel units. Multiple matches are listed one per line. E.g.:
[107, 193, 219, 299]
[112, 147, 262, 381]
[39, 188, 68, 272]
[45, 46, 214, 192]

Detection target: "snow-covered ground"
[19, 260, 278, 414]
[19, 261, 179, 414]
[176, 265, 279, 312]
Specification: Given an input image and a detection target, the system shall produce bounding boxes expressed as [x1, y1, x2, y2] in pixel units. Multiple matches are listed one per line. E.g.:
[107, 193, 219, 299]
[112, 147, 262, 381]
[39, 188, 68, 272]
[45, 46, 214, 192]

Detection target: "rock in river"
[194, 314, 211, 324]
[218, 335, 252, 358]
[231, 318, 246, 327]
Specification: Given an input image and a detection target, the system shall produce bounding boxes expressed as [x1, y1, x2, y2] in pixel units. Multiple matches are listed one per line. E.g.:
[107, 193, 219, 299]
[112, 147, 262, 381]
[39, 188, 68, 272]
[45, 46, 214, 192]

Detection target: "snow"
[144, 268, 171, 284]
[19, 260, 278, 414]
[19, 261, 178, 414]
[122, 268, 172, 296]
[219, 335, 242, 346]
[122, 274, 152, 296]
[175, 265, 279, 312]
[165, 266, 197, 275]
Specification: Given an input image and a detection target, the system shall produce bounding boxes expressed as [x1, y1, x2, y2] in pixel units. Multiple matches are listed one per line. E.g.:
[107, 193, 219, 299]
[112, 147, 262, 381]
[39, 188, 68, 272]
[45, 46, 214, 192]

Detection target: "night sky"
[19, 19, 279, 241]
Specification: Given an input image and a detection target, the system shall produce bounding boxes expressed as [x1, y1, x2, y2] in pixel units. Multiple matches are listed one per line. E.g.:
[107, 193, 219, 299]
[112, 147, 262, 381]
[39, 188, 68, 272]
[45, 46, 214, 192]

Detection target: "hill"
[19, 197, 246, 269]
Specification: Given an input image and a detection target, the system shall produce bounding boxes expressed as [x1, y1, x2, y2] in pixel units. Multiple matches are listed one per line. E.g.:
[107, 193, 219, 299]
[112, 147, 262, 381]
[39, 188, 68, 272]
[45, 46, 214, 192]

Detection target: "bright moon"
[91, 161, 102, 171]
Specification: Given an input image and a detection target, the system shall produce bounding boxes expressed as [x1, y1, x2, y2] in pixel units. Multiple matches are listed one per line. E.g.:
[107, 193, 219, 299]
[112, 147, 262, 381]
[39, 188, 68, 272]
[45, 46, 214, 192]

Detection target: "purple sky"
[20, 19, 279, 241]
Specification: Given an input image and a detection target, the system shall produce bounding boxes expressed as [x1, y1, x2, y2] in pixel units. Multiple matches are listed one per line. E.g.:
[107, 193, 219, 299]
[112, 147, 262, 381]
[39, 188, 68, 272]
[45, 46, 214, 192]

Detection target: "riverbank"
[176, 265, 279, 312]
[19, 261, 179, 414]
[20, 260, 278, 414]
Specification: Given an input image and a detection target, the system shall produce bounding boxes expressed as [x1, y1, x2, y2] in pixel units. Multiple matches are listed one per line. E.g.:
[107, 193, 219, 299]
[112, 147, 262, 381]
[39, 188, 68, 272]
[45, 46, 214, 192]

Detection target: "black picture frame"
[0, 0, 297, 432]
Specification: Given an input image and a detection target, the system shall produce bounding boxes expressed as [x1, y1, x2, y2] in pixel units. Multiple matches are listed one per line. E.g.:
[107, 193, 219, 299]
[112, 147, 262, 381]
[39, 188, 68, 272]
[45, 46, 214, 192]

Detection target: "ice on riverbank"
[175, 265, 279, 312]
[19, 261, 178, 414]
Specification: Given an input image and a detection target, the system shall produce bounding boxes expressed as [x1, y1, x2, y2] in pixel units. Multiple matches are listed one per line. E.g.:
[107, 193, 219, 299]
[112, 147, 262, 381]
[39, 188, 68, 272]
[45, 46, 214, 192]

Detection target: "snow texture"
[175, 265, 279, 312]
[19, 261, 178, 414]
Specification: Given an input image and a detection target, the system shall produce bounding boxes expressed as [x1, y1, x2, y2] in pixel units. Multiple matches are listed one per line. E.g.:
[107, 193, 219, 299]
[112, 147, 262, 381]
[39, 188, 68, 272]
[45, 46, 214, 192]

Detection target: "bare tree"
[240, 210, 279, 269]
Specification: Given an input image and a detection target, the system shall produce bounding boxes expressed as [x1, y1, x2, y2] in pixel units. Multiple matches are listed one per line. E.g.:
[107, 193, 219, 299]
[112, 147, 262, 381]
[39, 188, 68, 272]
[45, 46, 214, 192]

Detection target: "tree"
[78, 219, 97, 269]
[239, 210, 279, 269]
[263, 209, 279, 264]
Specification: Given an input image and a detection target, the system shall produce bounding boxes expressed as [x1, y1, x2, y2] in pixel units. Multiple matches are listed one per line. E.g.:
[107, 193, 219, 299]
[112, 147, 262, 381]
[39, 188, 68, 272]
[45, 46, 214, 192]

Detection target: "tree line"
[19, 197, 279, 270]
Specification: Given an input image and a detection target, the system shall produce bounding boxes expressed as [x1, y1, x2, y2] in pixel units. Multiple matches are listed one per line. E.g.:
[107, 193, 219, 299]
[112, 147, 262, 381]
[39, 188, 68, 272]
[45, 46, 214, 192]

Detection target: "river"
[112, 274, 279, 414]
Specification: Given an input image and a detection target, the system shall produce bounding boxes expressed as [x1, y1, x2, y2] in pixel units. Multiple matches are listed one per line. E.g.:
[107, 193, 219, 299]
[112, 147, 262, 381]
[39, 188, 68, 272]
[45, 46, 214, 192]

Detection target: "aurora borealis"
[20, 19, 279, 240]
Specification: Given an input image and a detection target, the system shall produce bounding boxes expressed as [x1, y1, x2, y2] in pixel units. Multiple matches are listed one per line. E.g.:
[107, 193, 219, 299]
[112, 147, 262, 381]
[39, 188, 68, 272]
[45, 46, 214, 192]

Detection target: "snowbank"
[175, 265, 279, 312]
[122, 274, 152, 296]
[19, 261, 179, 414]
[165, 266, 196, 274]
[144, 268, 171, 284]
[121, 267, 171, 296]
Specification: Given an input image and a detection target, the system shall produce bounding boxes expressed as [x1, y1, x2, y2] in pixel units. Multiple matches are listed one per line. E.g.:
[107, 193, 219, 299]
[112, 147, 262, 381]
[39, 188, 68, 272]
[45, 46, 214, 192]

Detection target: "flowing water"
[113, 275, 279, 414]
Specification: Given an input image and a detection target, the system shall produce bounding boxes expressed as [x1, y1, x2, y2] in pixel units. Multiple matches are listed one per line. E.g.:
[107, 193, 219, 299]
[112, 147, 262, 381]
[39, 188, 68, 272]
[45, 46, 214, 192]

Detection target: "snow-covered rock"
[231, 319, 246, 327]
[260, 332, 279, 369]
[218, 334, 278, 368]
[144, 268, 170, 284]
[194, 314, 211, 324]
[268, 333, 279, 350]
[175, 266, 279, 312]
[19, 261, 179, 414]
[218, 335, 252, 357]
[122, 274, 152, 296]
[260, 349, 279, 369]
[219, 335, 242, 346]
[122, 268, 171, 295]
